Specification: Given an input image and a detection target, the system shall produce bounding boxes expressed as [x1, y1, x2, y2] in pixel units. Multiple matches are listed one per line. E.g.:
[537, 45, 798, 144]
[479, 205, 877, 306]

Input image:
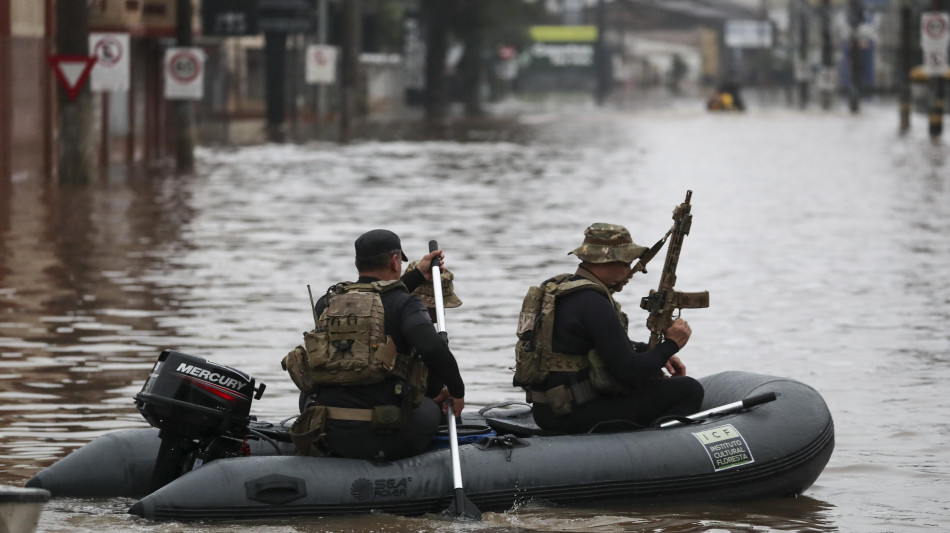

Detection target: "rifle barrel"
[644, 190, 705, 349]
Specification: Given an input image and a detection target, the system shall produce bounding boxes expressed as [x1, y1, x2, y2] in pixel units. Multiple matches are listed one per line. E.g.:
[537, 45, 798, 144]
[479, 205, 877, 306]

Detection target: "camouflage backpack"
[282, 281, 426, 402]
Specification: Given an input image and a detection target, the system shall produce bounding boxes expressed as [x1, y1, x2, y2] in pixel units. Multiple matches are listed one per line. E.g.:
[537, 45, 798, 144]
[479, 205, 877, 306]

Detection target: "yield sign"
[48, 55, 98, 101]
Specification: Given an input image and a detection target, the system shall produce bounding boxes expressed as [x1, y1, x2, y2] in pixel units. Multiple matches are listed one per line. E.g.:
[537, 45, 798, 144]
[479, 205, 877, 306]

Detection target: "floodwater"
[2, 96, 949, 532]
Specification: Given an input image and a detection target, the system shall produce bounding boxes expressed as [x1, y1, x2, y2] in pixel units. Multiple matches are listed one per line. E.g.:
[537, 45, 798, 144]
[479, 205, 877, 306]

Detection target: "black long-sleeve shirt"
[538, 275, 679, 391]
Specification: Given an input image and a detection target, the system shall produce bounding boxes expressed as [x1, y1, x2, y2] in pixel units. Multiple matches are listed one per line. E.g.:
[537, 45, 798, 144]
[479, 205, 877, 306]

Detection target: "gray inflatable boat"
[26, 351, 834, 521]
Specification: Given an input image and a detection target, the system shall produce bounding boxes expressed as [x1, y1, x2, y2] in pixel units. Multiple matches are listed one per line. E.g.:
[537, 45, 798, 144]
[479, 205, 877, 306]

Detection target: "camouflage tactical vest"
[513, 273, 628, 388]
[282, 281, 427, 404]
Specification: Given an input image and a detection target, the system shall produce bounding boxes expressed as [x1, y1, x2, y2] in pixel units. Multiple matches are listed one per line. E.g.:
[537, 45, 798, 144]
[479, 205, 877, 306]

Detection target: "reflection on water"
[508, 497, 837, 532]
[2, 100, 950, 532]
[1, 174, 203, 482]
[36, 497, 838, 533]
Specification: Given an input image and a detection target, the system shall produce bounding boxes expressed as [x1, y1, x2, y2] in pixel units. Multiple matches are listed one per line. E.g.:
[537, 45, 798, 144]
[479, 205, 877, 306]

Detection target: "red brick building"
[1, 0, 196, 183]
[1, 1, 52, 182]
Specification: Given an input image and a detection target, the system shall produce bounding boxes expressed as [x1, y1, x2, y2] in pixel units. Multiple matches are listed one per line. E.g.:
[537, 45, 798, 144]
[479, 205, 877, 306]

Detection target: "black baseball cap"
[354, 229, 409, 261]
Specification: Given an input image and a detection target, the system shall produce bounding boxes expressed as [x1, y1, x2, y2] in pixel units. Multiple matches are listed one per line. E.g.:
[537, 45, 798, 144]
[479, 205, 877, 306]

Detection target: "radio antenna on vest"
[307, 285, 319, 329]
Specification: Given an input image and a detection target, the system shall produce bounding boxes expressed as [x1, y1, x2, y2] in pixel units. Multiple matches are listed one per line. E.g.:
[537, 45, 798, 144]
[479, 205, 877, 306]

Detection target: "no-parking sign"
[90, 33, 130, 92]
[306, 44, 337, 84]
[923, 49, 949, 76]
[164, 47, 206, 100]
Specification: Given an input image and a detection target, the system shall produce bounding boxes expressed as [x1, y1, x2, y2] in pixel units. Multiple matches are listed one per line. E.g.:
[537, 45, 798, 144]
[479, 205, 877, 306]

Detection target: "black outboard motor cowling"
[135, 350, 266, 491]
[136, 350, 264, 438]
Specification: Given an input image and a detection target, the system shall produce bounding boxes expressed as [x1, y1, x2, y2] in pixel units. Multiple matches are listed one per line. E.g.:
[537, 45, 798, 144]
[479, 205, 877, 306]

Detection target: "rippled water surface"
[2, 98, 949, 532]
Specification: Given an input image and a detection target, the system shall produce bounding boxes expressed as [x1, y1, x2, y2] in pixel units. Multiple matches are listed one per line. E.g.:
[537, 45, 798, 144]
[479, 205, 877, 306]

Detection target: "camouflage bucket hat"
[569, 223, 649, 264]
[405, 261, 462, 308]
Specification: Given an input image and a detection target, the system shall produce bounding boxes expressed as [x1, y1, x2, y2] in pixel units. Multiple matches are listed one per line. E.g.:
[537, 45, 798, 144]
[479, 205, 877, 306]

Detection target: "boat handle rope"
[247, 427, 283, 456]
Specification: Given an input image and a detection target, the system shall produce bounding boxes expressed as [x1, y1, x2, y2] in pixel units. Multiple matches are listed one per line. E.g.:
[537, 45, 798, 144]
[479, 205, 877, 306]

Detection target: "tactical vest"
[282, 281, 427, 404]
[513, 273, 628, 388]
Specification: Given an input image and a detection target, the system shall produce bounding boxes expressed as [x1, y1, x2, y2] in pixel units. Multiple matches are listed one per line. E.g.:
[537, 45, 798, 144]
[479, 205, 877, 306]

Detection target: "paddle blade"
[445, 487, 482, 521]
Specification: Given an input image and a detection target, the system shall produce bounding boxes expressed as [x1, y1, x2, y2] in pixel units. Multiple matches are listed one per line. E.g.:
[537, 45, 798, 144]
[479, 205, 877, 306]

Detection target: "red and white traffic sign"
[90, 33, 130, 92]
[47, 55, 98, 101]
[305, 44, 337, 85]
[921, 12, 950, 50]
[924, 49, 949, 77]
[164, 47, 206, 100]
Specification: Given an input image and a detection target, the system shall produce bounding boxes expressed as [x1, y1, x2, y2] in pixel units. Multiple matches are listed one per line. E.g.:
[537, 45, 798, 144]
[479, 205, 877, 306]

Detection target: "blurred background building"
[1, 0, 947, 183]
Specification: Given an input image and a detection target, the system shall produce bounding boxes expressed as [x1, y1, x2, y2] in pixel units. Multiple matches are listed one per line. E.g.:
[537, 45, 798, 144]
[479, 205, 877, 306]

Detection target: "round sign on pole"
[94, 37, 123, 67]
[921, 12, 950, 50]
[164, 47, 206, 100]
[169, 50, 200, 82]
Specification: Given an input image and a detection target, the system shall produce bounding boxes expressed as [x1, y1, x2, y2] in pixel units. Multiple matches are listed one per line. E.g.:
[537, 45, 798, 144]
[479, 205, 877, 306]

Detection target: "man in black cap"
[295, 229, 466, 461]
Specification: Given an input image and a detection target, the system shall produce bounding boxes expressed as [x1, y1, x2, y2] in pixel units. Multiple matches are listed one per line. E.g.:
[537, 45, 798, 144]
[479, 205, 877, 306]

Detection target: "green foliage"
[464, 0, 548, 50]
[374, 0, 407, 52]
[416, 0, 546, 49]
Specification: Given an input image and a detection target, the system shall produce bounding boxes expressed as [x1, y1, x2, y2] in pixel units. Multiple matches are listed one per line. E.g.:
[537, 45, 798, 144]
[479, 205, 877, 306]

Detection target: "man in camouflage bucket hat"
[513, 222, 702, 434]
[568, 223, 649, 265]
[566, 222, 650, 294]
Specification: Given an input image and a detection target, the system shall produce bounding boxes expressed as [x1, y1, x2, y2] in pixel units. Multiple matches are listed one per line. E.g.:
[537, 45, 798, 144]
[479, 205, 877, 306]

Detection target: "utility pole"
[786, 0, 797, 106]
[899, 0, 912, 133]
[847, 0, 862, 113]
[55, 0, 95, 183]
[819, 0, 833, 110]
[457, 0, 485, 117]
[315, 0, 328, 127]
[423, 0, 449, 120]
[798, 0, 810, 108]
[175, 0, 196, 174]
[339, 0, 361, 143]
[927, 0, 947, 139]
[594, 0, 609, 106]
[1, 0, 11, 183]
[265, 31, 287, 142]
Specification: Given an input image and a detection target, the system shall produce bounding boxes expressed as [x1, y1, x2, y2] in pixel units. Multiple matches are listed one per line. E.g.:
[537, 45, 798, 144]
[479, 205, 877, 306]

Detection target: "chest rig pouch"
[514, 274, 595, 387]
[513, 273, 631, 407]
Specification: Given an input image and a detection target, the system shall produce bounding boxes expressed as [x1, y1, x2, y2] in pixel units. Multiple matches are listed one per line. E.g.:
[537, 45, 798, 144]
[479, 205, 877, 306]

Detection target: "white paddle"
[428, 240, 481, 521]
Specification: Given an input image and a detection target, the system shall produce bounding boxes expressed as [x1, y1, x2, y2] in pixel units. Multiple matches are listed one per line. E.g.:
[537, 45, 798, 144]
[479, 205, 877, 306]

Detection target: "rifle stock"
[640, 191, 709, 349]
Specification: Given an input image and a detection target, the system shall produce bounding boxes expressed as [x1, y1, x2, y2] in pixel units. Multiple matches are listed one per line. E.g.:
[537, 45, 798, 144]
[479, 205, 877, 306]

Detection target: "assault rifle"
[639, 190, 710, 349]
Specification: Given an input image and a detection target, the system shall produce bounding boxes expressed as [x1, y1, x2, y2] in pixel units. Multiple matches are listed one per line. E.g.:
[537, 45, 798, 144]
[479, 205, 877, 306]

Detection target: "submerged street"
[1, 98, 949, 532]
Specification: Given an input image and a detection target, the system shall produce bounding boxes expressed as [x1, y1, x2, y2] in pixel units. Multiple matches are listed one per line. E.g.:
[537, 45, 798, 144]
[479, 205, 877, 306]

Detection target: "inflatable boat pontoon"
[26, 351, 834, 521]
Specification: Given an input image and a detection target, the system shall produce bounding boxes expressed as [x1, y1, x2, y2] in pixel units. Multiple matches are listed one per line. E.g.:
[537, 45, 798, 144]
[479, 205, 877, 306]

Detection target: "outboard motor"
[135, 349, 266, 491]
